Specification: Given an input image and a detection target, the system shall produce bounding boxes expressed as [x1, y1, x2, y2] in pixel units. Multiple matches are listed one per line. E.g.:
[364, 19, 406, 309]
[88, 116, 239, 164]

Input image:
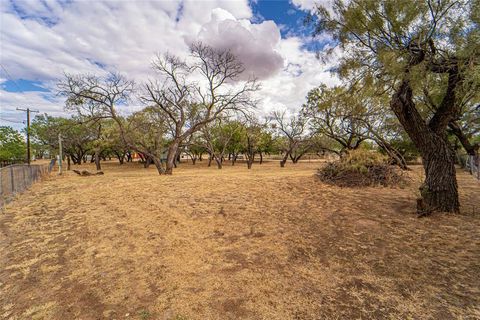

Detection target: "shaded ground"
[1, 160, 479, 319]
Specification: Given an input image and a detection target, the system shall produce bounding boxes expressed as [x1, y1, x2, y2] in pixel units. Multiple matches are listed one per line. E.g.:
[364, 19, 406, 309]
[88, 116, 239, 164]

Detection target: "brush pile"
[317, 149, 406, 187]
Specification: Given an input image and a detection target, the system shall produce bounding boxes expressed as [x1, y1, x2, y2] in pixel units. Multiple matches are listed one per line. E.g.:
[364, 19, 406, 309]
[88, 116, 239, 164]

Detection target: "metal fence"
[0, 161, 54, 208]
[465, 154, 480, 180]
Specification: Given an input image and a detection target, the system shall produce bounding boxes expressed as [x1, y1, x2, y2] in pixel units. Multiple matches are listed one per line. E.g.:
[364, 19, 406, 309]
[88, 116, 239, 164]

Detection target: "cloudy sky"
[0, 0, 339, 130]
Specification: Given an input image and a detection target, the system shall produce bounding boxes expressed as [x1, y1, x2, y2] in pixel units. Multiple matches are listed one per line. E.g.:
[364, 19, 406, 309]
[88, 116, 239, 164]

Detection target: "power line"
[0, 64, 23, 92]
[0, 117, 25, 124]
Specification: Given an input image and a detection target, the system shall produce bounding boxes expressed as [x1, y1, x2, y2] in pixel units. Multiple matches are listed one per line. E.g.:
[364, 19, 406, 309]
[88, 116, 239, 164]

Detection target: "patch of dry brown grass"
[1, 160, 479, 319]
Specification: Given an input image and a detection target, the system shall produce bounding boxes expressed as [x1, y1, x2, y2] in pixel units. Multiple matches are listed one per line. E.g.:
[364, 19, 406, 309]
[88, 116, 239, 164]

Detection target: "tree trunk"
[391, 80, 459, 213]
[165, 140, 180, 175]
[152, 156, 165, 175]
[215, 156, 223, 169]
[232, 154, 237, 166]
[259, 152, 263, 164]
[94, 148, 101, 171]
[208, 153, 213, 167]
[247, 158, 253, 169]
[67, 155, 71, 171]
[144, 156, 152, 168]
[247, 153, 254, 169]
[115, 151, 125, 165]
[419, 140, 459, 213]
[71, 154, 79, 165]
[280, 151, 290, 167]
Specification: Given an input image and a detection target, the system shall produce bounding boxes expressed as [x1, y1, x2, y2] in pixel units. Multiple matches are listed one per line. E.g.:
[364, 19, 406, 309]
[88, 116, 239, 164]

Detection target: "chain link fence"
[0, 161, 55, 208]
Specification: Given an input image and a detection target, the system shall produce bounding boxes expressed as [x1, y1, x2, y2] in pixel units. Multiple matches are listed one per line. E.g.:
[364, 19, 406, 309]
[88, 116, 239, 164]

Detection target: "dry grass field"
[1, 160, 479, 320]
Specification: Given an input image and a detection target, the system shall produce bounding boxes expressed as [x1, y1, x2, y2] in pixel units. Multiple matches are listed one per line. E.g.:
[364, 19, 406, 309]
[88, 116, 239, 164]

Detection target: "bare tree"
[142, 42, 259, 174]
[58, 73, 170, 174]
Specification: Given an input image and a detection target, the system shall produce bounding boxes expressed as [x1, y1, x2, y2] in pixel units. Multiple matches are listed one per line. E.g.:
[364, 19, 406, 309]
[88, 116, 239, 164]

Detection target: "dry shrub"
[317, 149, 407, 187]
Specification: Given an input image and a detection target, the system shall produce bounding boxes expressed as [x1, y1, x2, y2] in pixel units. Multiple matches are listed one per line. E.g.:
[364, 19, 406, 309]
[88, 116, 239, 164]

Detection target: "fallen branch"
[72, 169, 104, 176]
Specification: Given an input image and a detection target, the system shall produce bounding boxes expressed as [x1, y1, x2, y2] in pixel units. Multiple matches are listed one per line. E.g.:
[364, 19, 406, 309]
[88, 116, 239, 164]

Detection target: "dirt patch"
[1, 160, 479, 319]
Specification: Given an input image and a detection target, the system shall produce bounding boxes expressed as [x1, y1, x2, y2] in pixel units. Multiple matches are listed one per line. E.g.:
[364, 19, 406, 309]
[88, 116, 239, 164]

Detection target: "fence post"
[10, 166, 15, 193]
[22, 166, 26, 191]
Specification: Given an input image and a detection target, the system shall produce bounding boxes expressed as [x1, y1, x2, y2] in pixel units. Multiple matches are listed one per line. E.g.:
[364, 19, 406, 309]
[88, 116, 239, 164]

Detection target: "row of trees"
[29, 0, 479, 214]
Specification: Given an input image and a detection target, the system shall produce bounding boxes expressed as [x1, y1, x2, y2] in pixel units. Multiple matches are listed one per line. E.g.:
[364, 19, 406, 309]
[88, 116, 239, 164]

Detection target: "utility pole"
[58, 133, 63, 175]
[16, 107, 39, 165]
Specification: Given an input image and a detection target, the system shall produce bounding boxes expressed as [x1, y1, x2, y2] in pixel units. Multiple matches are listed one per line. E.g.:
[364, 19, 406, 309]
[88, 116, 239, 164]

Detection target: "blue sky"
[0, 0, 338, 130]
[251, 0, 313, 37]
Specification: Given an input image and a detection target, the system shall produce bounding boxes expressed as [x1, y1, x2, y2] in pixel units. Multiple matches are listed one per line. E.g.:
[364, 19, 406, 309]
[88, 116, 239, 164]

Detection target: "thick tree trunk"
[419, 140, 459, 213]
[232, 154, 237, 166]
[165, 140, 180, 175]
[391, 80, 459, 213]
[259, 152, 263, 164]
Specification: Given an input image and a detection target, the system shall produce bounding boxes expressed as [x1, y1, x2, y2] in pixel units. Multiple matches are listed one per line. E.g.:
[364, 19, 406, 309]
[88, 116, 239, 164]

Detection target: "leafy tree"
[30, 114, 95, 165]
[201, 118, 243, 169]
[123, 107, 169, 172]
[183, 133, 206, 165]
[310, 0, 479, 213]
[271, 111, 314, 167]
[241, 118, 268, 169]
[0, 126, 26, 164]
[303, 85, 367, 154]
[256, 129, 275, 164]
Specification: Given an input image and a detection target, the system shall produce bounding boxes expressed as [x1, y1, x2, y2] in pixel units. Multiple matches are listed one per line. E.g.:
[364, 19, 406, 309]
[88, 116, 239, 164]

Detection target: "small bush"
[317, 149, 406, 187]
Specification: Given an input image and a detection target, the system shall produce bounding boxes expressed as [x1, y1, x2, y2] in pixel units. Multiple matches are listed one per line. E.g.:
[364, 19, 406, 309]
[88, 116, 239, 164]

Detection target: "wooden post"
[10, 166, 14, 193]
[58, 133, 63, 175]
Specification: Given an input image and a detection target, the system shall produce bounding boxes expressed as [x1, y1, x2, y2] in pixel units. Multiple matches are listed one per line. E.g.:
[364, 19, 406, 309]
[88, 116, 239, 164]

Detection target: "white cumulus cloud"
[0, 0, 340, 129]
